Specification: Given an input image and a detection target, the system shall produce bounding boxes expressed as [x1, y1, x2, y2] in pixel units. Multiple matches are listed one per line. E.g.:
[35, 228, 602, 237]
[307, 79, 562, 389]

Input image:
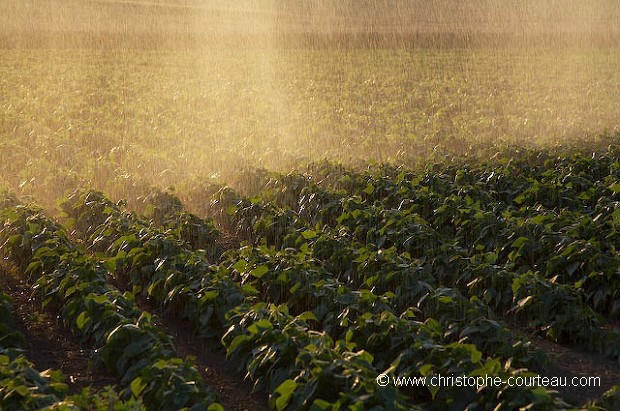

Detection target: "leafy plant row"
[0, 205, 223, 411]
[59, 189, 238, 334]
[60, 189, 417, 409]
[222, 165, 620, 356]
[225, 244, 540, 369]
[229, 154, 620, 316]
[63, 189, 595, 410]
[65, 189, 521, 366]
[0, 291, 146, 410]
[310, 155, 620, 313]
[299, 205, 620, 356]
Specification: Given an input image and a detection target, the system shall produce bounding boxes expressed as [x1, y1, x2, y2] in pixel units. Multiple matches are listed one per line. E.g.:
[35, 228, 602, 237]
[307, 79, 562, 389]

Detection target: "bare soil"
[526, 332, 620, 406]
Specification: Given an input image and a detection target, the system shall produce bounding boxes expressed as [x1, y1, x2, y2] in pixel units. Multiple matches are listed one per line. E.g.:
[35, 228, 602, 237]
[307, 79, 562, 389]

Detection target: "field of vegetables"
[2, 149, 620, 410]
[2, 2, 620, 410]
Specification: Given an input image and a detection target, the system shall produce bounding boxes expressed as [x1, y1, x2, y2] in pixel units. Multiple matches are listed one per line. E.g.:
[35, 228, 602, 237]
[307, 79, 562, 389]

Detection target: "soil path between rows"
[142, 300, 270, 411]
[523, 330, 620, 405]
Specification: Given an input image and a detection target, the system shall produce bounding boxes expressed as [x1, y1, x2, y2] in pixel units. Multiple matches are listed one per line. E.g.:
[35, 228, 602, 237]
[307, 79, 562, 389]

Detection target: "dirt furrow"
[141, 300, 270, 411]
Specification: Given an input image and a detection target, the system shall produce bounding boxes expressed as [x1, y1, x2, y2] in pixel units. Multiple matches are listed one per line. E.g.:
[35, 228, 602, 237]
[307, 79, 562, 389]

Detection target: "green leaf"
[469, 345, 482, 363]
[275, 379, 298, 411]
[233, 260, 247, 272]
[250, 265, 269, 279]
[14, 385, 29, 396]
[227, 335, 251, 355]
[200, 290, 219, 302]
[608, 182, 620, 193]
[511, 236, 530, 249]
[427, 384, 439, 400]
[225, 205, 238, 216]
[530, 386, 552, 402]
[241, 283, 259, 295]
[612, 208, 620, 224]
[76, 311, 90, 331]
[64, 285, 77, 298]
[130, 376, 147, 397]
[513, 194, 526, 204]
[363, 183, 375, 194]
[419, 364, 433, 376]
[308, 399, 332, 411]
[247, 319, 273, 335]
[301, 230, 317, 240]
[296, 311, 317, 322]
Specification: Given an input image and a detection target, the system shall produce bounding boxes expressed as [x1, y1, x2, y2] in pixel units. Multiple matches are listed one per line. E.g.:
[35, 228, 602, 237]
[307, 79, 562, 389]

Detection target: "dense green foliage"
[3, 148, 620, 410]
[0, 206, 223, 411]
[45, 147, 620, 410]
[0, 291, 147, 410]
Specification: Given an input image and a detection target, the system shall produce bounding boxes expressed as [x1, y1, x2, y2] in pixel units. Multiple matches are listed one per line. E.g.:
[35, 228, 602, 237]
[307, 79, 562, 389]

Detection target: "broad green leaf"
[469, 345, 482, 363]
[241, 283, 259, 295]
[513, 194, 526, 204]
[200, 290, 219, 302]
[14, 385, 28, 396]
[438, 296, 453, 304]
[363, 183, 375, 194]
[427, 384, 439, 400]
[308, 399, 332, 411]
[511, 236, 530, 248]
[76, 311, 90, 331]
[301, 230, 317, 240]
[275, 379, 298, 411]
[612, 208, 620, 224]
[419, 364, 433, 376]
[248, 319, 273, 335]
[64, 285, 77, 298]
[227, 335, 250, 354]
[130, 377, 147, 397]
[608, 182, 620, 193]
[250, 265, 269, 278]
[296, 311, 317, 322]
[233, 260, 247, 272]
[225, 205, 237, 216]
[531, 386, 552, 402]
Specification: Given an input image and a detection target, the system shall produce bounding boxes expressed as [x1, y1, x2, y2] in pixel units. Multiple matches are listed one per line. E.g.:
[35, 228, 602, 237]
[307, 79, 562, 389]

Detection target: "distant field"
[0, 0, 619, 208]
[1, 46, 619, 206]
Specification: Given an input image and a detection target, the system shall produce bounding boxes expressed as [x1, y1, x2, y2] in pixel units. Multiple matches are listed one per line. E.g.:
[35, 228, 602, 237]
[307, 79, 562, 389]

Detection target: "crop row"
[0, 204, 223, 411]
[0, 290, 149, 410]
[61, 188, 596, 410]
[61, 189, 415, 409]
[217, 158, 620, 356]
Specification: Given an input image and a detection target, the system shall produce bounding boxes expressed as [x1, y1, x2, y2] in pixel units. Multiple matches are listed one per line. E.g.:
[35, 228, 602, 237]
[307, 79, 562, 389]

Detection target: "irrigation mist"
[1, 0, 619, 207]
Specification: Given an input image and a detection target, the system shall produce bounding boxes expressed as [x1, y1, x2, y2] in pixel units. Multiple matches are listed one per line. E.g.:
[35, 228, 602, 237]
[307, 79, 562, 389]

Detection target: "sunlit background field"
[1, 0, 620, 207]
